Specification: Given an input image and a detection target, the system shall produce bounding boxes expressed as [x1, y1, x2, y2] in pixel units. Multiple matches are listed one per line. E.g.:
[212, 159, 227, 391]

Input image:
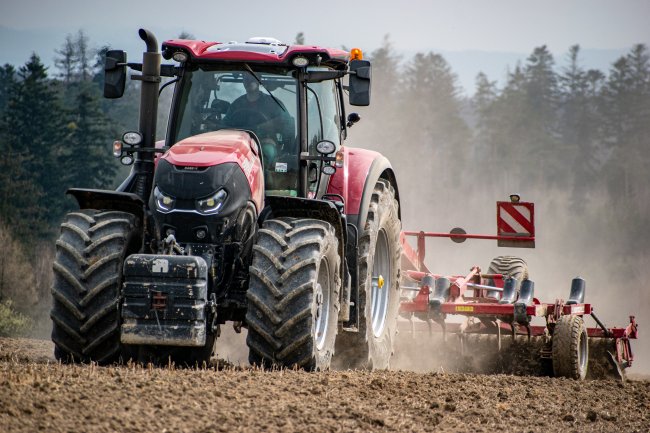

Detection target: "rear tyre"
[334, 179, 401, 369]
[552, 315, 589, 380]
[50, 210, 138, 364]
[246, 217, 340, 370]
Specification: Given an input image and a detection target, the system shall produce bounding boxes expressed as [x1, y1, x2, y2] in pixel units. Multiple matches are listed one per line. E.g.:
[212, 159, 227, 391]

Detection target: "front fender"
[67, 188, 145, 222]
[327, 147, 400, 231]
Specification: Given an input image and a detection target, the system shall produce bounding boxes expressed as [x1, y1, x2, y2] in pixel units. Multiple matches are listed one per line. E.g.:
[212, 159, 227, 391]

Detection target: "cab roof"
[162, 38, 351, 70]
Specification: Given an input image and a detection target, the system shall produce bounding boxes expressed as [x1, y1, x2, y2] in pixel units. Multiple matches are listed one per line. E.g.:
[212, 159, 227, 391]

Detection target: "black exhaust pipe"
[133, 28, 161, 200]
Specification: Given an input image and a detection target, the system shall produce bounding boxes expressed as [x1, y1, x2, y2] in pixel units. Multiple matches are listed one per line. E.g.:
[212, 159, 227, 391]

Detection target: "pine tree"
[400, 52, 470, 197]
[481, 64, 530, 192]
[525, 45, 558, 120]
[54, 34, 77, 85]
[601, 45, 650, 200]
[1, 54, 67, 239]
[471, 72, 499, 187]
[474, 72, 498, 117]
[558, 45, 602, 198]
[0, 65, 17, 115]
[62, 81, 116, 190]
[76, 30, 92, 82]
[363, 35, 402, 161]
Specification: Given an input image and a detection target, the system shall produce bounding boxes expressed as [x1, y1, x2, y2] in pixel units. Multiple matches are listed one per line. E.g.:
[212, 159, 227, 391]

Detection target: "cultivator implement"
[397, 196, 638, 380]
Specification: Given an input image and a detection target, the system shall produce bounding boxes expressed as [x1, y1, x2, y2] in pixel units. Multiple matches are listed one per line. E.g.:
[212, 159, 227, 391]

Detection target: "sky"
[1, 0, 649, 92]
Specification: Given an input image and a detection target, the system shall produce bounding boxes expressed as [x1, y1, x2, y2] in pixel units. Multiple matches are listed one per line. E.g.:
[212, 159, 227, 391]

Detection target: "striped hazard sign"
[497, 201, 535, 248]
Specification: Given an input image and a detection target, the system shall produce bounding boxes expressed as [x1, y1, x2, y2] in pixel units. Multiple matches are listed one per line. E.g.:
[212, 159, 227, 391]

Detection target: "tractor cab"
[170, 65, 301, 195]
[106, 35, 372, 200]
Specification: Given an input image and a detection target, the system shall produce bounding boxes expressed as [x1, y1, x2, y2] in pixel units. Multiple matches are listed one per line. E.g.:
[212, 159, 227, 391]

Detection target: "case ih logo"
[497, 201, 535, 248]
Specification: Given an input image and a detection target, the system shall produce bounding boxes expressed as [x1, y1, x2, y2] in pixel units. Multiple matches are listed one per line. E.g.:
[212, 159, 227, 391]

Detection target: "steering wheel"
[226, 108, 271, 132]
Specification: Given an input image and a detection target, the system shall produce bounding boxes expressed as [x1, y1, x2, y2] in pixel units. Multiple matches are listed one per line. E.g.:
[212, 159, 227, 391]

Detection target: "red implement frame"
[398, 197, 638, 370]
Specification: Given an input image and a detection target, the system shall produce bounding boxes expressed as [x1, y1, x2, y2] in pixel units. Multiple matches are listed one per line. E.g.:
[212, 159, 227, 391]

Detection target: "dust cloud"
[214, 325, 249, 366]
[348, 105, 649, 375]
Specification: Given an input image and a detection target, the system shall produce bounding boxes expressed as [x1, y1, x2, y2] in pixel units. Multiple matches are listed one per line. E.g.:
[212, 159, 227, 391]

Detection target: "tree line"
[361, 38, 649, 253]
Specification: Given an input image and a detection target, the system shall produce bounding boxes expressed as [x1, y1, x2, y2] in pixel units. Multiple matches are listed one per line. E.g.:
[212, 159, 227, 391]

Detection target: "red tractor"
[50, 29, 401, 370]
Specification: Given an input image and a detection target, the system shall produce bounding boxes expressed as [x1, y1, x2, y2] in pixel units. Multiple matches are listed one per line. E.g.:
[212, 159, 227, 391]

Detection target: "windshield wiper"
[243, 63, 286, 112]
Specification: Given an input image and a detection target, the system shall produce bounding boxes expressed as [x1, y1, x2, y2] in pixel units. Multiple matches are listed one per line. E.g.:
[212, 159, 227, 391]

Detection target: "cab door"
[306, 76, 343, 198]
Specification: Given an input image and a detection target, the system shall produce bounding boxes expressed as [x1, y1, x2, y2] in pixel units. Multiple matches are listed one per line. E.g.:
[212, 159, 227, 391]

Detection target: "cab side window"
[306, 78, 341, 150]
[306, 77, 341, 193]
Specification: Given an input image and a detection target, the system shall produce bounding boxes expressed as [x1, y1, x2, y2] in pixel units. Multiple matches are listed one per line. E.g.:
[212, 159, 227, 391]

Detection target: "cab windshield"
[171, 66, 300, 196]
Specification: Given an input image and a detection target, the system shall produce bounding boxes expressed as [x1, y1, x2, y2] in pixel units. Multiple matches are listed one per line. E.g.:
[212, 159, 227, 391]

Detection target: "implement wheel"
[50, 210, 139, 364]
[486, 256, 528, 298]
[552, 315, 589, 380]
[246, 217, 340, 370]
[487, 255, 528, 281]
[334, 179, 401, 369]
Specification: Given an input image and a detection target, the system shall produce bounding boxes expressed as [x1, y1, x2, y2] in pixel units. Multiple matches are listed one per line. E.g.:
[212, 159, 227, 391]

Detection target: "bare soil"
[1, 336, 649, 433]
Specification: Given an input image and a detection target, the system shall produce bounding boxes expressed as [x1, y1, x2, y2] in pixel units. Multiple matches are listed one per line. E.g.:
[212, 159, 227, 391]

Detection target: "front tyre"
[246, 218, 340, 370]
[50, 210, 138, 364]
[334, 179, 402, 369]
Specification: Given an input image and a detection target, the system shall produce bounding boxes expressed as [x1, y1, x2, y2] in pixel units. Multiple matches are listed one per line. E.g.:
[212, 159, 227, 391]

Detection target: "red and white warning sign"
[496, 201, 535, 248]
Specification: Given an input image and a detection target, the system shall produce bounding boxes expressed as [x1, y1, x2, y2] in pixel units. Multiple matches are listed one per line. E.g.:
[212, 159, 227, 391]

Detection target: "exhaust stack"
[134, 28, 161, 200]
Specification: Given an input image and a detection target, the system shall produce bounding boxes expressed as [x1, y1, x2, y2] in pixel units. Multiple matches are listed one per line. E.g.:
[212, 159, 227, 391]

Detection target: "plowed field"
[1, 336, 649, 433]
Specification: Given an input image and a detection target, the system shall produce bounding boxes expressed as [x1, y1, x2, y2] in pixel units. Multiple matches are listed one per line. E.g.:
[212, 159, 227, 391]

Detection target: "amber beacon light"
[350, 48, 363, 60]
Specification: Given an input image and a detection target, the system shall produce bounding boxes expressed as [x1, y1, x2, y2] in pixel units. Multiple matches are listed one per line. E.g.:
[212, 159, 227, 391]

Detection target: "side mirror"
[104, 50, 127, 99]
[349, 60, 371, 106]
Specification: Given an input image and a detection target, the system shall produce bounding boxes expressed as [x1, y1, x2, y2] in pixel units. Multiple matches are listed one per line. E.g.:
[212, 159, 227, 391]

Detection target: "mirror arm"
[299, 154, 336, 162]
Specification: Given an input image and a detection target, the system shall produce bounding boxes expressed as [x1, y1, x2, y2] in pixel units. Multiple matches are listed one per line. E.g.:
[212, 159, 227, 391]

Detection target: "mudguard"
[67, 188, 145, 222]
[263, 195, 345, 260]
[327, 146, 400, 231]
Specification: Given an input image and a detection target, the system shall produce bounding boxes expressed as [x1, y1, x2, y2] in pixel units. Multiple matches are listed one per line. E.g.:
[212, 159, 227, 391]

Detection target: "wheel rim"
[579, 328, 588, 374]
[371, 229, 391, 338]
[314, 258, 331, 351]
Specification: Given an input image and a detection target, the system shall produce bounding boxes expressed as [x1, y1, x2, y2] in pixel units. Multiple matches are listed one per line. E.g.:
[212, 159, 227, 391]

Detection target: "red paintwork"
[160, 130, 264, 212]
[163, 39, 220, 56]
[402, 231, 536, 242]
[163, 39, 349, 67]
[327, 146, 381, 216]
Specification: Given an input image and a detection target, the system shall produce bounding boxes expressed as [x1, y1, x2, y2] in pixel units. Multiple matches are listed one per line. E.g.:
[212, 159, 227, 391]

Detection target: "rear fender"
[327, 147, 400, 231]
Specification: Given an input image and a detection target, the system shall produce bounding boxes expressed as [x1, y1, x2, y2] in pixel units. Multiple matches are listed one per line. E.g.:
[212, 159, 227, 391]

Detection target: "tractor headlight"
[154, 186, 175, 213]
[196, 189, 227, 215]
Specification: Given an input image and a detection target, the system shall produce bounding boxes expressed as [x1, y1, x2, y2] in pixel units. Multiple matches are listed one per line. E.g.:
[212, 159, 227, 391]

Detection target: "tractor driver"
[223, 73, 290, 143]
[223, 72, 295, 179]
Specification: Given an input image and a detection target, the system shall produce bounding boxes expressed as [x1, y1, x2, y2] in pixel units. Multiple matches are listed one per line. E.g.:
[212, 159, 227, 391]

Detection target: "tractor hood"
[160, 130, 264, 211]
[165, 130, 260, 168]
